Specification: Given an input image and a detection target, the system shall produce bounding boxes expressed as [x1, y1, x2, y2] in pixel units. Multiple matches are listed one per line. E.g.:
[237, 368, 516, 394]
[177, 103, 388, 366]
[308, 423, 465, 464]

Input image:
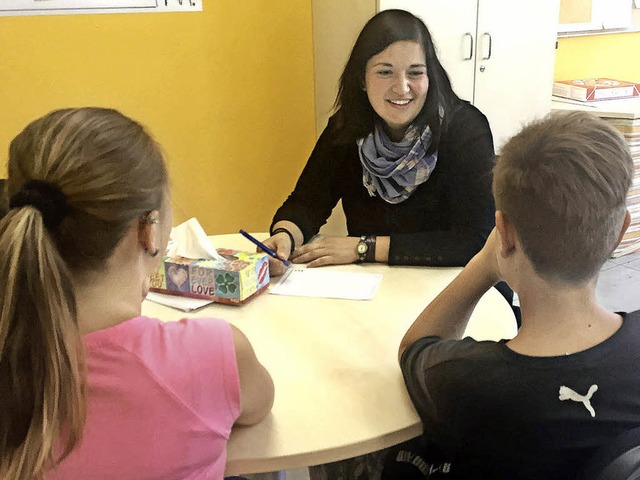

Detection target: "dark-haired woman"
[264, 9, 496, 281]
[263, 9, 513, 480]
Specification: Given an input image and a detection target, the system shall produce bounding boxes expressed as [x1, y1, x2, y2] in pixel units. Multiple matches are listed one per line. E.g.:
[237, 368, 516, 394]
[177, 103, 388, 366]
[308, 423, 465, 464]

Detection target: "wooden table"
[142, 233, 517, 475]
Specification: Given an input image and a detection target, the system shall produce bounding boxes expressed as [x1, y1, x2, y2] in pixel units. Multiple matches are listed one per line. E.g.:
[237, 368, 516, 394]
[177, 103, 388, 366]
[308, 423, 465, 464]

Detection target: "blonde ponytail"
[0, 208, 85, 480]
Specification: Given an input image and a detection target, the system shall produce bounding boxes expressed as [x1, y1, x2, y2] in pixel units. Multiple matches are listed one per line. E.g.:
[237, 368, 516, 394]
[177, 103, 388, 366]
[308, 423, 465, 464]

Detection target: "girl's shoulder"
[84, 316, 232, 352]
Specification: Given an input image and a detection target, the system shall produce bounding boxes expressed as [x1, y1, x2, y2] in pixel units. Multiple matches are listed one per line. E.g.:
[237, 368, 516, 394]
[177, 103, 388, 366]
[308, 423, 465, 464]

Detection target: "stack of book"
[553, 78, 640, 103]
[608, 115, 640, 257]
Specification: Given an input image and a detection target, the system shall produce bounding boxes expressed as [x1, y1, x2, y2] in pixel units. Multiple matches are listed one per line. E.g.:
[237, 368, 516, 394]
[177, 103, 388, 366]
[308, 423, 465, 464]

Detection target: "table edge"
[225, 422, 423, 475]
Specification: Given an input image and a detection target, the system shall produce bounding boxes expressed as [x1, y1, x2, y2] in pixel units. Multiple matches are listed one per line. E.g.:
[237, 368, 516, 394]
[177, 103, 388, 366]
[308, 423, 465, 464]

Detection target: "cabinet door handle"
[463, 32, 473, 60]
[481, 32, 492, 60]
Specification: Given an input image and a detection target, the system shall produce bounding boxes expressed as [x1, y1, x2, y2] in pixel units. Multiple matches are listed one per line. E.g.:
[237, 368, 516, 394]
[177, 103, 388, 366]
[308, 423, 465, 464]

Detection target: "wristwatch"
[356, 236, 368, 263]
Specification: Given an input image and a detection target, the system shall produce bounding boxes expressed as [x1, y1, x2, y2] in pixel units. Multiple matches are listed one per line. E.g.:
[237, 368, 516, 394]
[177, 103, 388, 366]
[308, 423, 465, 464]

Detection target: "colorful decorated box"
[149, 249, 270, 305]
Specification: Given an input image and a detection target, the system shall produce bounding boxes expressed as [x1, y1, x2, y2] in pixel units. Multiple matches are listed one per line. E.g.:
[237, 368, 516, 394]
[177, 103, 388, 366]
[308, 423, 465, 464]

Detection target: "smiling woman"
[262, 8, 500, 279]
[258, 9, 514, 479]
[364, 41, 429, 141]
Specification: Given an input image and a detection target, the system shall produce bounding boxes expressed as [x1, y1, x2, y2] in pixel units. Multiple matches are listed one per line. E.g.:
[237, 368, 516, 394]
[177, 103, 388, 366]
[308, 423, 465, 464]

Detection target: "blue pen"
[239, 230, 291, 267]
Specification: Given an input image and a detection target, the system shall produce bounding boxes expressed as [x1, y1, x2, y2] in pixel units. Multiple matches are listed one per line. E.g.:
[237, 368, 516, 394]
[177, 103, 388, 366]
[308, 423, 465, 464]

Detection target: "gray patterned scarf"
[357, 122, 438, 204]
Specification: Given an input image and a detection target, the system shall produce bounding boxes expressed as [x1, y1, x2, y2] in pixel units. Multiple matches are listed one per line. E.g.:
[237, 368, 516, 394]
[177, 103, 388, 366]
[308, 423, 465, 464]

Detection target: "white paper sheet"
[270, 268, 382, 300]
[146, 292, 214, 312]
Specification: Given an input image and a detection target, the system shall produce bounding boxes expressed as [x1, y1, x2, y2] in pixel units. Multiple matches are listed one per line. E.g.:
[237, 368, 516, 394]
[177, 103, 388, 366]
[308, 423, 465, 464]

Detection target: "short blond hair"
[494, 111, 633, 284]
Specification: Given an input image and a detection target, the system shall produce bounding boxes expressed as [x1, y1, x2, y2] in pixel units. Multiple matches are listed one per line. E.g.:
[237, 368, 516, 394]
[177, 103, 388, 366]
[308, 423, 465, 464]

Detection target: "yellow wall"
[0, 3, 316, 234]
[555, 32, 640, 82]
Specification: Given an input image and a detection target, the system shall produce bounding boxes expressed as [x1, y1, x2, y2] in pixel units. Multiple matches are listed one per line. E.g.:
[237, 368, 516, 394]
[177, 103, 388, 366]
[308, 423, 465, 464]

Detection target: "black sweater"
[272, 102, 496, 267]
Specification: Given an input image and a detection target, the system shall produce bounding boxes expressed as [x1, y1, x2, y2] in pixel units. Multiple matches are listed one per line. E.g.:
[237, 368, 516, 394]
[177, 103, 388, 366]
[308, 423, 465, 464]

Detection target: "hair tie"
[9, 179, 69, 229]
[270, 227, 296, 257]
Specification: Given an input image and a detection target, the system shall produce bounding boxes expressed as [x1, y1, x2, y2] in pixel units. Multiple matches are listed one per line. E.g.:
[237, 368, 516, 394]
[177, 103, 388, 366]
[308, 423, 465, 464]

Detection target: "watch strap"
[365, 235, 376, 263]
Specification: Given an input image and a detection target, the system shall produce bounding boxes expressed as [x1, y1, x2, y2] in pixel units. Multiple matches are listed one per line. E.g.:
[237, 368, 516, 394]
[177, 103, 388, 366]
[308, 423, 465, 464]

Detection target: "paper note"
[270, 268, 382, 300]
[145, 292, 214, 312]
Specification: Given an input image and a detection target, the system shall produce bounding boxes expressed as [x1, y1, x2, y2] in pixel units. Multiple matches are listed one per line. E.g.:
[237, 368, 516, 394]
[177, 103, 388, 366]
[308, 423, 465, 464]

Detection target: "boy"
[399, 111, 640, 479]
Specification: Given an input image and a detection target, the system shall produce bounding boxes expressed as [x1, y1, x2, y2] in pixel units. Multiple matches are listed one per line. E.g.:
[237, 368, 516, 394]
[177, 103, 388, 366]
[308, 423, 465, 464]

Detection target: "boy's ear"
[495, 211, 517, 257]
[614, 210, 632, 248]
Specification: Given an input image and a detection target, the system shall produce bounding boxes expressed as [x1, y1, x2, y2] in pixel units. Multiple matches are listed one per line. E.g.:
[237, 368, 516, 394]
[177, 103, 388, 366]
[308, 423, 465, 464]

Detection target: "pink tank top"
[48, 316, 241, 480]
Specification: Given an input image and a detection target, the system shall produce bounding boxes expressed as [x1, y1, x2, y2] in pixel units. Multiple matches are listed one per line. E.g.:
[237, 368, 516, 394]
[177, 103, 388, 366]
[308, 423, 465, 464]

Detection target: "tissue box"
[149, 248, 270, 305]
[553, 78, 640, 102]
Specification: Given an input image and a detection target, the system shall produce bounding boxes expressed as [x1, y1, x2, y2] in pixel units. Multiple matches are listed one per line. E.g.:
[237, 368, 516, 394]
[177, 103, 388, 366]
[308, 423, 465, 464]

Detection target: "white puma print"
[559, 384, 598, 417]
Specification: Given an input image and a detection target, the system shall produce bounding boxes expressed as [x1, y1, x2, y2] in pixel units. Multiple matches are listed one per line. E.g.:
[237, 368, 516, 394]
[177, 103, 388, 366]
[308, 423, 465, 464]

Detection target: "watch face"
[357, 242, 368, 254]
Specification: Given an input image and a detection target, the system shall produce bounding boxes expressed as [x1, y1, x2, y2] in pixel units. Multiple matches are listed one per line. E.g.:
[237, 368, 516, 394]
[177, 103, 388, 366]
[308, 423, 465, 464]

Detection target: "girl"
[0, 108, 274, 480]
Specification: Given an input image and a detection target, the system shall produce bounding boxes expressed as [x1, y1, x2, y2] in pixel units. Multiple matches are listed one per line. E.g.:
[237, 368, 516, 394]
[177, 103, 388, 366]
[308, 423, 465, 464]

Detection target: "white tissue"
[166, 218, 222, 259]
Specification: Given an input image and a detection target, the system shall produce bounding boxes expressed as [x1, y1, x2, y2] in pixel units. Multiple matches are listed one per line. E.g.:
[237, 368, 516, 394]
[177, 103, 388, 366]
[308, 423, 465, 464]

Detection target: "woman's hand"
[262, 233, 293, 277]
[291, 235, 360, 267]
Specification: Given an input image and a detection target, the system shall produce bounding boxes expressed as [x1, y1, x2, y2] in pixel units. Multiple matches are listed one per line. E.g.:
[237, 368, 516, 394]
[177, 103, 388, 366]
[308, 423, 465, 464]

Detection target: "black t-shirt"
[400, 311, 640, 479]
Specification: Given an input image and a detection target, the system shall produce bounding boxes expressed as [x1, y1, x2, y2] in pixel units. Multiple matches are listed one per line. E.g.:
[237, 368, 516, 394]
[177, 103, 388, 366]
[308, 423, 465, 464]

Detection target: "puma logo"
[559, 385, 598, 417]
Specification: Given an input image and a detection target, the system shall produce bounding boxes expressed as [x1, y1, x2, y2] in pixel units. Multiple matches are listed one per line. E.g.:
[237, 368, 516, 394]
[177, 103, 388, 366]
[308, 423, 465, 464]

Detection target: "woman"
[265, 9, 511, 480]
[265, 9, 496, 279]
[0, 108, 274, 480]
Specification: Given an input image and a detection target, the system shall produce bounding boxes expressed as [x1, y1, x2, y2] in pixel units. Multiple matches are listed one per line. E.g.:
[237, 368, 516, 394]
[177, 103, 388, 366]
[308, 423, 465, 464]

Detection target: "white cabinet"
[313, 0, 560, 150]
[474, 0, 559, 149]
